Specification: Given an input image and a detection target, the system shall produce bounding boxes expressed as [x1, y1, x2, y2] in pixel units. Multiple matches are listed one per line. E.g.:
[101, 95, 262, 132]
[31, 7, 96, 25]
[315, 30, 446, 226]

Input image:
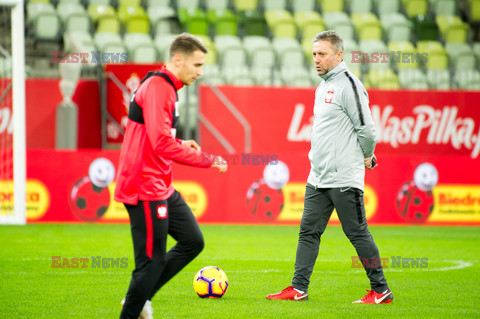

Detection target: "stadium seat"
[294, 11, 325, 42]
[154, 33, 176, 61]
[63, 31, 95, 52]
[200, 64, 225, 85]
[243, 36, 276, 67]
[57, 0, 82, 4]
[351, 13, 382, 40]
[367, 68, 400, 89]
[214, 35, 243, 54]
[388, 40, 421, 69]
[117, 5, 150, 34]
[347, 64, 363, 80]
[118, 0, 142, 6]
[272, 37, 305, 67]
[221, 65, 252, 84]
[398, 69, 429, 89]
[250, 65, 273, 86]
[87, 0, 112, 5]
[145, 0, 171, 7]
[411, 15, 439, 41]
[433, 0, 457, 15]
[468, 0, 480, 22]
[293, 11, 324, 32]
[87, 4, 120, 34]
[94, 32, 127, 59]
[123, 33, 157, 63]
[27, 2, 55, 25]
[148, 5, 181, 34]
[319, 0, 344, 12]
[376, 0, 401, 17]
[263, 0, 288, 11]
[57, 3, 91, 33]
[426, 69, 451, 89]
[204, 0, 230, 10]
[233, 0, 259, 11]
[381, 13, 413, 42]
[436, 15, 470, 43]
[220, 47, 248, 66]
[359, 39, 390, 69]
[179, 8, 209, 36]
[208, 9, 238, 36]
[194, 34, 217, 64]
[265, 10, 297, 38]
[403, 0, 428, 18]
[238, 10, 268, 36]
[445, 43, 477, 70]
[416, 40, 448, 69]
[27, 2, 61, 41]
[177, 0, 201, 9]
[94, 31, 123, 50]
[349, 0, 373, 13]
[323, 12, 355, 40]
[473, 42, 480, 59]
[0, 57, 12, 77]
[454, 69, 480, 89]
[291, 0, 316, 12]
[342, 38, 362, 69]
[280, 65, 313, 87]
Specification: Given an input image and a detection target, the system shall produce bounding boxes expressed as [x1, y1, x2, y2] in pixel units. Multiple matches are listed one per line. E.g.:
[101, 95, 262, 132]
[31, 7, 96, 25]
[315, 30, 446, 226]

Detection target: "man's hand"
[183, 140, 201, 151]
[365, 154, 377, 170]
[212, 156, 228, 173]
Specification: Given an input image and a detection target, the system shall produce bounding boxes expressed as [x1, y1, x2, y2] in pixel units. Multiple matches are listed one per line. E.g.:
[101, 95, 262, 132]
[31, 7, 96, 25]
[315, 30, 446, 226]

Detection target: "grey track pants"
[292, 184, 389, 293]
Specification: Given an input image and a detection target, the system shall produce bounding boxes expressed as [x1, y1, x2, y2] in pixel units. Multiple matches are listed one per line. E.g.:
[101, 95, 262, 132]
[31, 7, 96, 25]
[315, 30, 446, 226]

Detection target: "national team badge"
[325, 91, 334, 103]
[157, 205, 168, 219]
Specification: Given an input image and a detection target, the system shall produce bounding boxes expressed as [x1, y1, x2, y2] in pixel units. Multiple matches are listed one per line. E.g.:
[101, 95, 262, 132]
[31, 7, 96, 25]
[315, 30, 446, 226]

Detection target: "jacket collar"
[160, 65, 184, 91]
[319, 60, 348, 81]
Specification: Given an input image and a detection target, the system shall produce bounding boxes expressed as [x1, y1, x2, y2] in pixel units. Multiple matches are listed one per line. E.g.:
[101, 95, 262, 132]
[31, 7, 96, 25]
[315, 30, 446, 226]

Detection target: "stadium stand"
[15, 0, 478, 92]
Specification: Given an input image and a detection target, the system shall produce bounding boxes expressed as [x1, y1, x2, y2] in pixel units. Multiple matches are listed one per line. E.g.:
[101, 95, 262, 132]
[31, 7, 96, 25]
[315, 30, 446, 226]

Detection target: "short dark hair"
[312, 30, 344, 53]
[169, 33, 208, 59]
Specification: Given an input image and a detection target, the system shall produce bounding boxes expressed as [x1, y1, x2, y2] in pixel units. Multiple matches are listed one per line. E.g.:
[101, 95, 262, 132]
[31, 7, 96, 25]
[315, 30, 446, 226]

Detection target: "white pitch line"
[348, 260, 474, 273]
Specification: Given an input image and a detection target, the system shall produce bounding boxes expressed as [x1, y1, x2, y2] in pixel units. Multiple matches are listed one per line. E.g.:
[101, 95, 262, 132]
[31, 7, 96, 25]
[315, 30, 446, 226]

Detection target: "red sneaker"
[352, 289, 393, 304]
[266, 285, 308, 300]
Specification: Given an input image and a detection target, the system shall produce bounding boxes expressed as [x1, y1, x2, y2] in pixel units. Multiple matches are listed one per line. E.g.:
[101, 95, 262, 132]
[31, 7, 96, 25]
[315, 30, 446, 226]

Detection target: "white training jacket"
[307, 61, 377, 191]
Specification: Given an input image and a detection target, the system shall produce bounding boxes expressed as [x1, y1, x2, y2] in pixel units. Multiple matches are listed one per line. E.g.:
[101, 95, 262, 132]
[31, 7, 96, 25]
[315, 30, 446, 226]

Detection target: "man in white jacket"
[266, 30, 392, 304]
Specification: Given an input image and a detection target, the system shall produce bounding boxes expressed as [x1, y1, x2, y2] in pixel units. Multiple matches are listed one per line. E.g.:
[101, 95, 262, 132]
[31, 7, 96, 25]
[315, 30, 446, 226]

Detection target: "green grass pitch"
[1, 224, 479, 318]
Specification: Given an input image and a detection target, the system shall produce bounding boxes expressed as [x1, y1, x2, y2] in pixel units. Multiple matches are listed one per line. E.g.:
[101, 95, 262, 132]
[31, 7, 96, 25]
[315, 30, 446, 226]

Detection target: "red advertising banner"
[0, 78, 101, 149]
[198, 87, 480, 158]
[104, 63, 163, 144]
[0, 149, 476, 225]
[1, 87, 479, 225]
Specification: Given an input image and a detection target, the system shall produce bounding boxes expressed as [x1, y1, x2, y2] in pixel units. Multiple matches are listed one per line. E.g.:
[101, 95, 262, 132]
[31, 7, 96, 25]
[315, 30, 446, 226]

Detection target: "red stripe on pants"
[143, 202, 153, 259]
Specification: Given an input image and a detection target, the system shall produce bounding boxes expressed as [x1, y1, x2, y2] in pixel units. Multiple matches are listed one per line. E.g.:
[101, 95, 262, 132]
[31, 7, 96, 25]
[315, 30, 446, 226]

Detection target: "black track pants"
[120, 190, 204, 319]
[292, 184, 389, 293]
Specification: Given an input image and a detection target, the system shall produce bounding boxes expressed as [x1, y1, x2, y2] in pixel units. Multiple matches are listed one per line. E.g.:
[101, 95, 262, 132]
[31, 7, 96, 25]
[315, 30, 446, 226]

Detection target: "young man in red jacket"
[115, 33, 227, 319]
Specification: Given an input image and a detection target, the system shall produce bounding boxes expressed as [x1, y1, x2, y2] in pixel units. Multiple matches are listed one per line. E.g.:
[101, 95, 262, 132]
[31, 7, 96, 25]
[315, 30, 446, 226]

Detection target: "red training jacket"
[114, 66, 214, 204]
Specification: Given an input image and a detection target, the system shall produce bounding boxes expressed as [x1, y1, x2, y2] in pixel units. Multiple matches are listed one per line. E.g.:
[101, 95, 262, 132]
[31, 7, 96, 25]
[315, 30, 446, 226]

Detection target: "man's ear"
[173, 53, 183, 67]
[337, 50, 343, 62]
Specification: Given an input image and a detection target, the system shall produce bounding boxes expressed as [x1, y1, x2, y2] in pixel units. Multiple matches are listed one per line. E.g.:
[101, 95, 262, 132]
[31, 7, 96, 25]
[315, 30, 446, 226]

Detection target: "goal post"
[0, 0, 26, 224]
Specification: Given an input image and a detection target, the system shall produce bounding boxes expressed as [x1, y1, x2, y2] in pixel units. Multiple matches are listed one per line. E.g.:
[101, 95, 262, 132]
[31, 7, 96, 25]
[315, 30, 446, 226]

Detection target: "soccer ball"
[193, 266, 229, 298]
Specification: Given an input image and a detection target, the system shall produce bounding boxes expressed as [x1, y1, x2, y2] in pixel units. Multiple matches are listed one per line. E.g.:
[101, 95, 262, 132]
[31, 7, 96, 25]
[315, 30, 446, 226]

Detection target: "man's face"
[176, 50, 205, 85]
[312, 40, 342, 75]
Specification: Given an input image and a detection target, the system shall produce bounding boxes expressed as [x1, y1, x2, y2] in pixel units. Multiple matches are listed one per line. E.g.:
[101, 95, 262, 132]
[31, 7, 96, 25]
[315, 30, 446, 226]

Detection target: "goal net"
[0, 0, 26, 224]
